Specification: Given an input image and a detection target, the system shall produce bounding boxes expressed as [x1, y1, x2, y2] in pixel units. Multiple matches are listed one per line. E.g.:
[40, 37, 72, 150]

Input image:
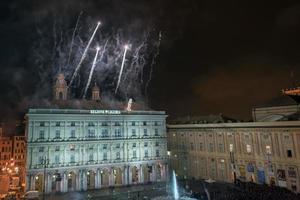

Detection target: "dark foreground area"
[186, 179, 300, 200]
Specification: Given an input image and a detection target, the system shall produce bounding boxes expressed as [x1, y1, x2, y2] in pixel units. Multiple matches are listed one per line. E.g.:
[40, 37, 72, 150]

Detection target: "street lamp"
[41, 156, 49, 200]
[229, 144, 236, 184]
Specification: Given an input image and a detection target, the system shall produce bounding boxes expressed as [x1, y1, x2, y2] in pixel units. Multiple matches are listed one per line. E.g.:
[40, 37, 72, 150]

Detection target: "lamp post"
[41, 156, 49, 200]
[229, 144, 236, 184]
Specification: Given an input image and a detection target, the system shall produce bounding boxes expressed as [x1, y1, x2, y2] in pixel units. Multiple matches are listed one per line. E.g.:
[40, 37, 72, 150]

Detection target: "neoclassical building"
[25, 74, 168, 193]
[167, 106, 300, 193]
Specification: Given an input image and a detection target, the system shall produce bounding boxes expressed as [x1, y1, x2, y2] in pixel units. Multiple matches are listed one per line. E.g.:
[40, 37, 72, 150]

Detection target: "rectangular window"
[190, 143, 194, 150]
[55, 130, 60, 138]
[155, 142, 159, 147]
[89, 154, 94, 161]
[55, 122, 60, 127]
[209, 143, 214, 152]
[38, 147, 44, 152]
[103, 152, 107, 160]
[116, 143, 120, 148]
[115, 122, 121, 126]
[88, 122, 95, 126]
[156, 149, 160, 157]
[88, 129, 95, 138]
[39, 130, 45, 139]
[143, 129, 148, 136]
[103, 144, 108, 150]
[102, 129, 108, 137]
[55, 146, 60, 151]
[131, 122, 136, 126]
[218, 143, 224, 152]
[55, 155, 60, 164]
[132, 129, 136, 136]
[154, 121, 158, 126]
[132, 143, 136, 148]
[155, 129, 159, 136]
[199, 143, 203, 151]
[70, 145, 75, 151]
[287, 150, 293, 158]
[70, 130, 75, 138]
[115, 129, 122, 137]
[116, 152, 120, 160]
[70, 155, 75, 163]
[40, 122, 45, 127]
[38, 156, 43, 164]
[133, 150, 137, 158]
[246, 144, 252, 153]
[144, 142, 148, 147]
[71, 121, 75, 126]
[266, 145, 271, 154]
[143, 121, 147, 126]
[145, 149, 148, 157]
[102, 122, 108, 126]
[229, 144, 234, 152]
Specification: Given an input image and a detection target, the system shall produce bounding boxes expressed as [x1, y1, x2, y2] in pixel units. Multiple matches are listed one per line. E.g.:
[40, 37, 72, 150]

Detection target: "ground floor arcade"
[26, 161, 168, 194]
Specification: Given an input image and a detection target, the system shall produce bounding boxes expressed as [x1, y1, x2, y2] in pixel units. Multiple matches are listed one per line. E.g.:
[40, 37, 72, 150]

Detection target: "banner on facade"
[277, 169, 287, 188]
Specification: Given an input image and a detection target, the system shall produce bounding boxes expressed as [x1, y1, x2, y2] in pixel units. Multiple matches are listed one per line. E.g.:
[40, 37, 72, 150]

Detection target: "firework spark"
[115, 44, 129, 94]
[70, 21, 101, 86]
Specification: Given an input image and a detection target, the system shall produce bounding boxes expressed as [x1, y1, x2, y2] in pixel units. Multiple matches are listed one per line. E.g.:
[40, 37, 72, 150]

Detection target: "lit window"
[266, 145, 271, 154]
[246, 144, 252, 153]
[70, 145, 75, 151]
[229, 144, 233, 152]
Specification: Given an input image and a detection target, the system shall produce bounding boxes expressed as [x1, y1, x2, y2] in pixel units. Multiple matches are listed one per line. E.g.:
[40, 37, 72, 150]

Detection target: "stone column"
[95, 169, 100, 189]
[140, 165, 144, 184]
[46, 173, 51, 193]
[83, 170, 87, 191]
[128, 166, 132, 185]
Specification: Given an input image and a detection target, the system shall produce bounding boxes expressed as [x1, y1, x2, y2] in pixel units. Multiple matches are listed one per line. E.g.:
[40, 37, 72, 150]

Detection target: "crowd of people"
[183, 179, 300, 200]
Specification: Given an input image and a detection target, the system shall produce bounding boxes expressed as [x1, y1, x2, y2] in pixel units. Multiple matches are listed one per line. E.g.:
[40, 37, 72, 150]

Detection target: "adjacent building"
[168, 105, 300, 193]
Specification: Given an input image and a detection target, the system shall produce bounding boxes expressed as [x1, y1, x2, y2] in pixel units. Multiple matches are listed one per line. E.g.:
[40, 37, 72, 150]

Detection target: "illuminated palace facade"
[168, 105, 300, 193]
[25, 74, 168, 193]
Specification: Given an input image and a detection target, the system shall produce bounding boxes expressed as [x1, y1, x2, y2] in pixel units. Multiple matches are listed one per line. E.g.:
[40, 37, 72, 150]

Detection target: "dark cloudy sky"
[1, 0, 300, 121]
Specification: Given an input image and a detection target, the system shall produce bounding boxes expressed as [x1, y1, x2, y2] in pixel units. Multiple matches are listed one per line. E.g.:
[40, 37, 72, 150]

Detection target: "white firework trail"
[145, 31, 162, 97]
[70, 21, 101, 86]
[83, 47, 100, 99]
[115, 44, 129, 94]
[67, 11, 83, 67]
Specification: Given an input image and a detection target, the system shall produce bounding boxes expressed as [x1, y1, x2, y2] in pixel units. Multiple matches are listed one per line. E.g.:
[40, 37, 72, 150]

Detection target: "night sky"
[1, 0, 300, 121]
